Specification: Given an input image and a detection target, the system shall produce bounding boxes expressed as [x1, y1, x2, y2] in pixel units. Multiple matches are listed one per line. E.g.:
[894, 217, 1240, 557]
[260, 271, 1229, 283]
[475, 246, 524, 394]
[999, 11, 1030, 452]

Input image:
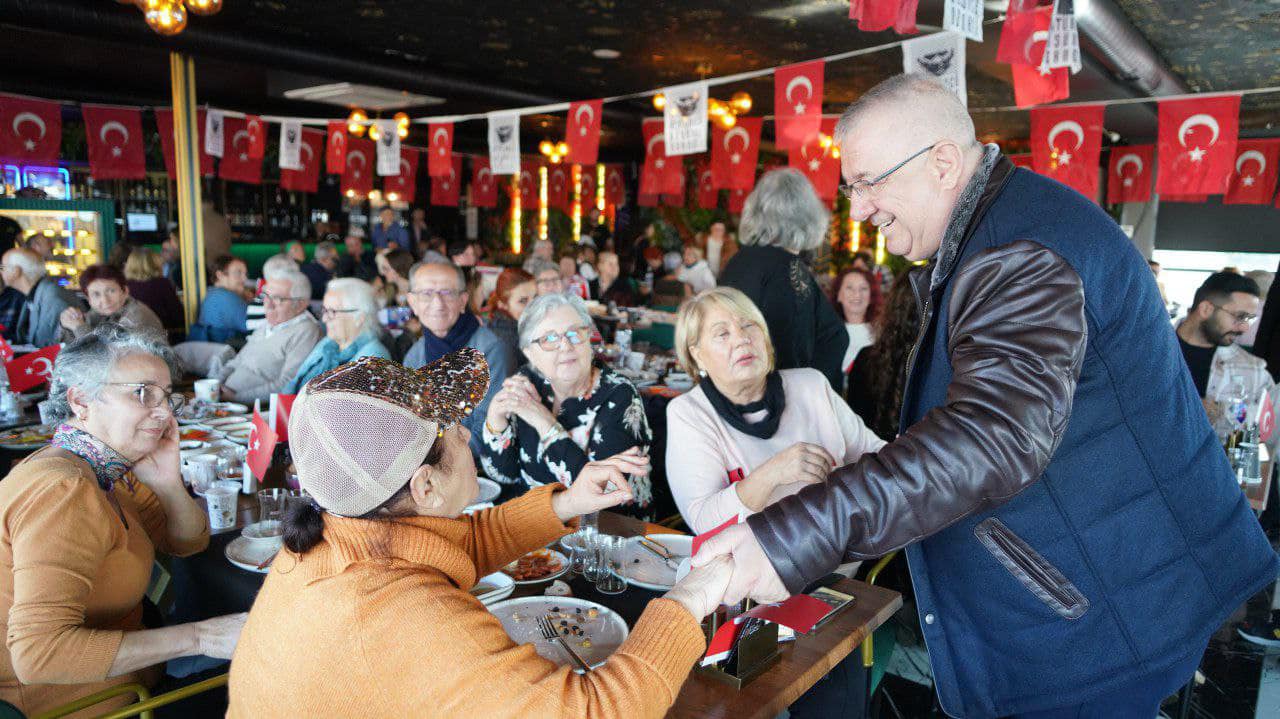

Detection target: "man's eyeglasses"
[321, 307, 359, 319]
[260, 292, 305, 306]
[1211, 304, 1257, 325]
[409, 288, 465, 303]
[839, 143, 936, 200]
[526, 326, 593, 351]
[107, 382, 186, 412]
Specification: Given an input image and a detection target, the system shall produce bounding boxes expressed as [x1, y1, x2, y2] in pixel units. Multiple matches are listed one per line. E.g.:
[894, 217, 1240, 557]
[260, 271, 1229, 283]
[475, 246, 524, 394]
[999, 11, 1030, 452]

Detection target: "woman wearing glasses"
[284, 278, 390, 393]
[480, 294, 654, 517]
[0, 325, 246, 716]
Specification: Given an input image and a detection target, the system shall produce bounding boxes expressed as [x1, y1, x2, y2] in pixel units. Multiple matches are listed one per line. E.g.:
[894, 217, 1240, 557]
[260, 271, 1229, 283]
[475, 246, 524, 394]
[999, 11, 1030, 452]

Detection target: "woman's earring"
[698, 370, 707, 378]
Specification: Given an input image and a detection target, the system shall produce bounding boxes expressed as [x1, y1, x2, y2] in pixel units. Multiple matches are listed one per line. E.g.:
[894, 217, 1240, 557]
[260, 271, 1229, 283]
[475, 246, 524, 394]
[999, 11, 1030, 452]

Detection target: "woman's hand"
[665, 555, 734, 619]
[132, 415, 186, 499]
[59, 306, 85, 332]
[735, 442, 835, 512]
[194, 612, 249, 660]
[493, 376, 557, 435]
[551, 448, 649, 521]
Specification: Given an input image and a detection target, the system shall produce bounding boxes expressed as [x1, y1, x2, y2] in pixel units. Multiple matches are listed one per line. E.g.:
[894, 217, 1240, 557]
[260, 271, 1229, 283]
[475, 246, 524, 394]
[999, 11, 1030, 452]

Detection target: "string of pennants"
[1, 0, 1277, 209]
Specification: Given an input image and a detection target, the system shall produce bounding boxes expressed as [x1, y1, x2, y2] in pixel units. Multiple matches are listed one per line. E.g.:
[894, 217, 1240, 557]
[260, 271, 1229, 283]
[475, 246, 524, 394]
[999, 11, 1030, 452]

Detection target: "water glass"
[594, 535, 626, 595]
[187, 455, 219, 495]
[582, 532, 609, 583]
[257, 488, 288, 523]
[568, 526, 597, 576]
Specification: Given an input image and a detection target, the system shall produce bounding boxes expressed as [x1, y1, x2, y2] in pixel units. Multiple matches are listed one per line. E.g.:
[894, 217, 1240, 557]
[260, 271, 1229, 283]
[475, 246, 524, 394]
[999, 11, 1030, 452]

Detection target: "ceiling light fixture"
[592, 48, 621, 60]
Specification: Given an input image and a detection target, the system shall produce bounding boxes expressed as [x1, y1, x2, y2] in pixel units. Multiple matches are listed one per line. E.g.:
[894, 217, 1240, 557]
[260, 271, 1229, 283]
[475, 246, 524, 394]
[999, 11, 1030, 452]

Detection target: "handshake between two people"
[549, 447, 794, 621]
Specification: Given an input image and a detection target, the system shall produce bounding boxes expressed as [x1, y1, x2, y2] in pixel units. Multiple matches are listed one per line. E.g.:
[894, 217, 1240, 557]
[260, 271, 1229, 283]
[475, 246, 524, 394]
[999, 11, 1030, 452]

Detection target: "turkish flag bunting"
[996, 0, 1043, 65]
[727, 187, 749, 213]
[155, 108, 216, 177]
[519, 160, 540, 207]
[1223, 139, 1280, 205]
[6, 344, 59, 393]
[566, 99, 603, 166]
[547, 164, 571, 211]
[1156, 95, 1241, 196]
[427, 122, 453, 177]
[696, 162, 718, 209]
[470, 156, 499, 208]
[83, 105, 147, 180]
[1009, 154, 1034, 169]
[774, 61, 824, 150]
[385, 147, 420, 204]
[1031, 104, 1104, 201]
[789, 118, 841, 202]
[1161, 193, 1208, 203]
[640, 118, 681, 196]
[1259, 390, 1275, 443]
[0, 335, 11, 363]
[1010, 7, 1069, 108]
[661, 166, 685, 207]
[217, 116, 263, 185]
[849, 0, 919, 34]
[0, 94, 61, 163]
[711, 117, 762, 190]
[431, 155, 463, 207]
[244, 115, 266, 159]
[1106, 144, 1154, 204]
[325, 121, 347, 175]
[340, 136, 375, 196]
[604, 164, 626, 206]
[280, 128, 324, 194]
[578, 165, 596, 207]
[247, 406, 279, 482]
[273, 393, 296, 444]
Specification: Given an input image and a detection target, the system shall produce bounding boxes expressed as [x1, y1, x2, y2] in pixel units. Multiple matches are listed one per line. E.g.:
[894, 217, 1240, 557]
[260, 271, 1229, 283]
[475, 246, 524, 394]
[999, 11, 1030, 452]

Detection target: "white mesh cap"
[287, 350, 490, 517]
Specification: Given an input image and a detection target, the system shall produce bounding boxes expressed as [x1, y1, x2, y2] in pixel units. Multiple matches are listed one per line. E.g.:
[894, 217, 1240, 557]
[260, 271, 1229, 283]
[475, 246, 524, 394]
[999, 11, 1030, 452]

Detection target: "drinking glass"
[257, 488, 288, 523]
[568, 526, 597, 576]
[582, 532, 609, 583]
[594, 535, 626, 595]
[187, 455, 219, 495]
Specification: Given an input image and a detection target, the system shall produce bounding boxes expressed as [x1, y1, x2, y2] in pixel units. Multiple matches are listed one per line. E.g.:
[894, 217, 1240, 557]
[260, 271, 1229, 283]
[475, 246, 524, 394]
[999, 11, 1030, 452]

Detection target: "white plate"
[178, 402, 252, 425]
[223, 427, 253, 445]
[178, 424, 222, 443]
[618, 535, 693, 591]
[225, 535, 280, 573]
[205, 415, 252, 428]
[489, 596, 629, 671]
[476, 477, 501, 504]
[179, 440, 207, 450]
[501, 548, 569, 585]
[469, 571, 515, 606]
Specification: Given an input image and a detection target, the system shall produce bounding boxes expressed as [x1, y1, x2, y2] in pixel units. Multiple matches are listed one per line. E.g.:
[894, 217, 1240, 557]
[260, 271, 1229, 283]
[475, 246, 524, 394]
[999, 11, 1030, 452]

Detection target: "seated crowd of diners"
[0, 174, 924, 717]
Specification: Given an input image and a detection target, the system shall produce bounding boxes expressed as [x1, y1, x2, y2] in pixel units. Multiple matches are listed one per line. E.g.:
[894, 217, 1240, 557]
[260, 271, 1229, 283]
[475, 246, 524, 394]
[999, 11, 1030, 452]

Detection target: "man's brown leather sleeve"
[747, 241, 1088, 593]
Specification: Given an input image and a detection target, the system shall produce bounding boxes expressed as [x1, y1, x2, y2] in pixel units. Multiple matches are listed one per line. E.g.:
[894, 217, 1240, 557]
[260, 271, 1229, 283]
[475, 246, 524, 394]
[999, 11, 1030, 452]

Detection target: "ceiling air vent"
[281, 82, 444, 111]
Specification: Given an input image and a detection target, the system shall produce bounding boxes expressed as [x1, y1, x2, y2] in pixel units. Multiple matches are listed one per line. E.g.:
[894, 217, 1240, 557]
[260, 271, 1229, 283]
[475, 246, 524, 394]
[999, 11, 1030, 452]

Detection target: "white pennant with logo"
[375, 121, 401, 176]
[488, 113, 521, 175]
[943, 0, 983, 43]
[204, 109, 225, 158]
[278, 120, 302, 170]
[662, 80, 708, 156]
[903, 32, 967, 107]
[1041, 0, 1082, 74]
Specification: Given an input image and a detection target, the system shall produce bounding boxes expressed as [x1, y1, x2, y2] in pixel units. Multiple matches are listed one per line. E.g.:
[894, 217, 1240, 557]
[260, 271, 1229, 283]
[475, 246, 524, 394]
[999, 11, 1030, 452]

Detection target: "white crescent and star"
[27, 357, 53, 378]
[724, 126, 750, 164]
[476, 167, 492, 188]
[1178, 114, 1221, 162]
[574, 104, 595, 133]
[99, 120, 130, 157]
[346, 150, 366, 177]
[1236, 149, 1266, 176]
[1115, 153, 1143, 187]
[299, 143, 315, 164]
[785, 74, 813, 114]
[1047, 121, 1084, 153]
[12, 112, 47, 148]
[432, 127, 450, 154]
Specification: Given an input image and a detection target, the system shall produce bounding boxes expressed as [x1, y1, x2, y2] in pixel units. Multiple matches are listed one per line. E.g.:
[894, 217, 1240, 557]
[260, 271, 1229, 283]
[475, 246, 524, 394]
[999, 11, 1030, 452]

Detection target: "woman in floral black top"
[480, 294, 653, 518]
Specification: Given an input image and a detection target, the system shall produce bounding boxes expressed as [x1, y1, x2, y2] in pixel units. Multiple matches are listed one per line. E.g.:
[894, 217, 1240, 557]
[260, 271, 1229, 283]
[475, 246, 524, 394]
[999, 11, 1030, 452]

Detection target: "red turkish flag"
[727, 187, 749, 213]
[1259, 392, 1275, 443]
[696, 162, 718, 209]
[849, 0, 919, 33]
[1106, 145, 1154, 204]
[244, 115, 266, 159]
[340, 136, 374, 196]
[774, 61, 824, 150]
[427, 122, 453, 177]
[155, 108, 216, 177]
[578, 165, 597, 206]
[325, 121, 347, 175]
[1161, 193, 1208, 203]
[6, 344, 59, 393]
[661, 167, 685, 207]
[604, 164, 626, 206]
[0, 334, 12, 363]
[566, 99, 603, 166]
[789, 118, 840, 202]
[83, 105, 147, 180]
[547, 164, 571, 211]
[280, 128, 324, 194]
[711, 117, 762, 190]
[1031, 104, 1104, 201]
[385, 147, 421, 203]
[0, 95, 61, 163]
[274, 393, 296, 444]
[1010, 7, 1069, 108]
[430, 155, 462, 207]
[1009, 154, 1034, 169]
[640, 118, 681, 196]
[218, 116, 263, 185]
[1156, 95, 1241, 196]
[247, 407, 279, 481]
[996, 0, 1042, 65]
[637, 193, 658, 208]
[519, 160, 540, 207]
[470, 156, 499, 208]
[1223, 139, 1280, 205]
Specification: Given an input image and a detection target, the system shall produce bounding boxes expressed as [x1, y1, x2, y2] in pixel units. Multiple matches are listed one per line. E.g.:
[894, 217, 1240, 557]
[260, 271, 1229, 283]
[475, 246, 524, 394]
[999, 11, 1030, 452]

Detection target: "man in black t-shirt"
[1175, 271, 1263, 399]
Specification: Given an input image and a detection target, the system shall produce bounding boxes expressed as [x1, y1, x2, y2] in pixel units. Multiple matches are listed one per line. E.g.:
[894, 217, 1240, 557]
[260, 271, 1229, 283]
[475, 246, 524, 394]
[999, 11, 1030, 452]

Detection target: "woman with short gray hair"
[719, 168, 850, 390]
[480, 293, 655, 518]
[0, 324, 246, 715]
[284, 277, 391, 392]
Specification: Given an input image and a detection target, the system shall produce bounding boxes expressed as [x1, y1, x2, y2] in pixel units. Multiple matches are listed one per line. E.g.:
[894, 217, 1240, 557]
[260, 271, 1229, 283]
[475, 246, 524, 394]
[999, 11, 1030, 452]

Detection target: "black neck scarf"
[700, 371, 785, 440]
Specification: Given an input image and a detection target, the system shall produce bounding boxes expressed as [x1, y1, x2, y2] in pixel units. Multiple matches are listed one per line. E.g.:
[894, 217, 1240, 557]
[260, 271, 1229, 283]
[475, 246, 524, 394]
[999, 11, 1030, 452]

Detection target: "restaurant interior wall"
[1154, 198, 1280, 255]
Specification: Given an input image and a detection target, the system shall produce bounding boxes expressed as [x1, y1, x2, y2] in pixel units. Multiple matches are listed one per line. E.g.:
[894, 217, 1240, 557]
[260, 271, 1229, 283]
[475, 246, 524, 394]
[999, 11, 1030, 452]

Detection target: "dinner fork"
[536, 616, 592, 673]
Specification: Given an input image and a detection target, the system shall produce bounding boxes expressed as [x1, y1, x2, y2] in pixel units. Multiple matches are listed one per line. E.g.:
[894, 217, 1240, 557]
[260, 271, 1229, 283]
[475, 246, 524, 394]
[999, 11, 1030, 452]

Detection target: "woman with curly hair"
[846, 271, 918, 441]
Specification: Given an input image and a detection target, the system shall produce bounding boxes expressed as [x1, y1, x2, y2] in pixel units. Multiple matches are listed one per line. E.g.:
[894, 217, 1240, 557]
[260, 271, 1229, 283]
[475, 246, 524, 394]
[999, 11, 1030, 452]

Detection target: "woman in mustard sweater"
[228, 351, 732, 718]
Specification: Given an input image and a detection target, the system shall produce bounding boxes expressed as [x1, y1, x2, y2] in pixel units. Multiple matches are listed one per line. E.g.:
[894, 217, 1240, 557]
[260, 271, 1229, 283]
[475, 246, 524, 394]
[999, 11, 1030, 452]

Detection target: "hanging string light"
[537, 166, 549, 242]
[347, 109, 368, 137]
[510, 176, 522, 254]
[133, 0, 221, 36]
[394, 112, 411, 140]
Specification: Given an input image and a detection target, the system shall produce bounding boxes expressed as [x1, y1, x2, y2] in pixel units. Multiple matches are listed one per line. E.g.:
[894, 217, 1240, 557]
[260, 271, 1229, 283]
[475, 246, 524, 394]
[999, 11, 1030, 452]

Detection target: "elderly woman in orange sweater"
[0, 324, 247, 716]
[228, 351, 732, 718]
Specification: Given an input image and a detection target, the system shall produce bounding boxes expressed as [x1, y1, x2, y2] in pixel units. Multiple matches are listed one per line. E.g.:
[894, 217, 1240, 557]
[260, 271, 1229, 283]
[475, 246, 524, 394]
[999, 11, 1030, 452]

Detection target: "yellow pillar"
[169, 52, 206, 328]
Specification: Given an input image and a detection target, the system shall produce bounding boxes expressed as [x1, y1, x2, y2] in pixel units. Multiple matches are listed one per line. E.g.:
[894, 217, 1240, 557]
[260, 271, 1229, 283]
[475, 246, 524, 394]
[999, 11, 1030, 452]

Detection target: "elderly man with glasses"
[215, 268, 322, 404]
[404, 262, 513, 455]
[694, 74, 1279, 718]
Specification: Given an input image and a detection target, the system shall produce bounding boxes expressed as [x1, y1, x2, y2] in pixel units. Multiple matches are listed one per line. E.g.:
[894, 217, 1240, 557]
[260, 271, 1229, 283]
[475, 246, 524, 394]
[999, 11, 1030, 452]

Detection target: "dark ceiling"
[0, 0, 1277, 161]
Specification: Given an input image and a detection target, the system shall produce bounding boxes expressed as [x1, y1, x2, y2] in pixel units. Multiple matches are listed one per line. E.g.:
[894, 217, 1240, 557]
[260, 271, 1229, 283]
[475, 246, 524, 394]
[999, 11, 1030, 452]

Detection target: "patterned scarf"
[51, 424, 136, 492]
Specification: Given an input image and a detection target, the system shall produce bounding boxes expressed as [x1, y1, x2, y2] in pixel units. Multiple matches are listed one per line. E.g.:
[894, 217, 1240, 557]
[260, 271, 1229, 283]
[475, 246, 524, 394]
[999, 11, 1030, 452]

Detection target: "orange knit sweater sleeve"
[358, 571, 706, 719]
[120, 480, 210, 558]
[461, 484, 572, 576]
[5, 460, 126, 684]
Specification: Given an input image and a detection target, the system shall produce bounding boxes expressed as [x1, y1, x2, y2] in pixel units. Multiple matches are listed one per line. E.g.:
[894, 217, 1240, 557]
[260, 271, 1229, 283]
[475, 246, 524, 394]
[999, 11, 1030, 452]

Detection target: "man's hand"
[690, 523, 789, 604]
